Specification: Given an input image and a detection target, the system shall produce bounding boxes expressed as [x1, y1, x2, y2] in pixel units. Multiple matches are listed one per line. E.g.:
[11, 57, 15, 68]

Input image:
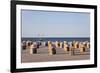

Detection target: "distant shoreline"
[21, 37, 90, 42]
[22, 37, 90, 38]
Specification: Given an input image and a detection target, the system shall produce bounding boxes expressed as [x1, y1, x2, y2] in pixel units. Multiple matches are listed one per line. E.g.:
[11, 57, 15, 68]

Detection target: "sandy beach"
[21, 46, 90, 63]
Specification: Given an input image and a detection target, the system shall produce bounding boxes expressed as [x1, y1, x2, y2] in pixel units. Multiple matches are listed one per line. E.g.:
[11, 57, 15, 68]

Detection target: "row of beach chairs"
[21, 41, 90, 55]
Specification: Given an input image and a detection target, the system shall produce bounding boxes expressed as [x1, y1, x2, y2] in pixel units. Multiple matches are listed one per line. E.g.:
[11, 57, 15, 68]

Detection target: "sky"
[21, 10, 90, 38]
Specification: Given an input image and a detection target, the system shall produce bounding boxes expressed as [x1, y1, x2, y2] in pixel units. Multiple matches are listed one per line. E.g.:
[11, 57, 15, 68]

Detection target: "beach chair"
[69, 42, 76, 55]
[63, 43, 70, 52]
[29, 43, 37, 54]
[55, 41, 59, 48]
[79, 43, 85, 52]
[60, 42, 63, 48]
[22, 44, 26, 50]
[48, 43, 56, 55]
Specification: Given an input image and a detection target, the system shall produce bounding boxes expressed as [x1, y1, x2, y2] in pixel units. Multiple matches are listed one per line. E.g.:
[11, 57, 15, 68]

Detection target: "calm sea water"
[22, 37, 90, 42]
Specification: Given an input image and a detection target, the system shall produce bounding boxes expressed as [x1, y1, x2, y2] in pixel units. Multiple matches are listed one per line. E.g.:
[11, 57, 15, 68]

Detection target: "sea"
[21, 37, 90, 42]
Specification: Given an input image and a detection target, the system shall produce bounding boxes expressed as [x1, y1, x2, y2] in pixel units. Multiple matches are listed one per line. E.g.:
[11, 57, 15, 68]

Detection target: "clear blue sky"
[21, 10, 90, 38]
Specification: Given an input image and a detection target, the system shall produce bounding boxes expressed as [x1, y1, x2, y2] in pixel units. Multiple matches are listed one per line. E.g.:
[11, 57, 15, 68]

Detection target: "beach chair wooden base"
[64, 47, 70, 52]
[80, 48, 85, 52]
[37, 45, 39, 49]
[67, 47, 70, 51]
[22, 47, 26, 50]
[70, 48, 75, 55]
[83, 48, 85, 52]
[32, 48, 37, 54]
[52, 48, 56, 54]
[48, 48, 56, 55]
[45, 43, 48, 46]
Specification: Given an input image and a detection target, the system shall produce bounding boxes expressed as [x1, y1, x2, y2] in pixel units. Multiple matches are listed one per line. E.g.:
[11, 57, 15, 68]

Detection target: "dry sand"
[21, 46, 90, 63]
